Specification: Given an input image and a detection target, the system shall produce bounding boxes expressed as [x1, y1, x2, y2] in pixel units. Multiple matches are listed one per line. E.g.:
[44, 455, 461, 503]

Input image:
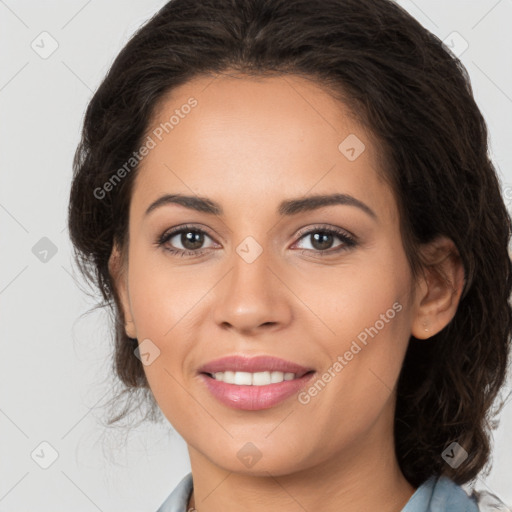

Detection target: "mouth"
[197, 369, 317, 411]
[196, 354, 316, 410]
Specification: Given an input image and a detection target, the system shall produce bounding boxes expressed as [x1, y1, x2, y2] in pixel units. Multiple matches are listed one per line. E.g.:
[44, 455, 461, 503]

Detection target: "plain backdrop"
[1, 1, 511, 510]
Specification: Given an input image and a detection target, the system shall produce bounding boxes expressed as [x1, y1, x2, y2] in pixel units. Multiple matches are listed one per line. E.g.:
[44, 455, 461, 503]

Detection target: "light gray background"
[1, 1, 511, 510]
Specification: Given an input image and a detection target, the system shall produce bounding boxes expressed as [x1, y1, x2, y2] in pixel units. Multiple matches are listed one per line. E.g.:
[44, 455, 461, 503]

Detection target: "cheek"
[124, 249, 186, 369]
[293, 241, 411, 338]
[127, 246, 206, 336]
[125, 250, 198, 421]
[301, 244, 413, 402]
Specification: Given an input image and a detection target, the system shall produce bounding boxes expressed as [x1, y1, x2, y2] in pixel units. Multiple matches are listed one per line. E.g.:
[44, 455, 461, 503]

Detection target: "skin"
[109, 72, 465, 512]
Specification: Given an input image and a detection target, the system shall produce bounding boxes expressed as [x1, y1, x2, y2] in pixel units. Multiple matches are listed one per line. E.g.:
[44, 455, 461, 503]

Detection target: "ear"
[411, 236, 465, 340]
[108, 242, 137, 339]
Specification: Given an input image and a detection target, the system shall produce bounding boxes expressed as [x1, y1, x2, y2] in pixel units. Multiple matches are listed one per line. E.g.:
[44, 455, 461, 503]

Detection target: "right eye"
[157, 225, 219, 257]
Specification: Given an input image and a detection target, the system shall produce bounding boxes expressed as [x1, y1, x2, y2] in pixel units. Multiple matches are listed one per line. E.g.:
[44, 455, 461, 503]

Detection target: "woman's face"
[113, 73, 425, 476]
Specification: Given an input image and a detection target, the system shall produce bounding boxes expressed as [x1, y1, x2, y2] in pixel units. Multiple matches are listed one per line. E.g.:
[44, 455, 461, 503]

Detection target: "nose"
[212, 247, 292, 336]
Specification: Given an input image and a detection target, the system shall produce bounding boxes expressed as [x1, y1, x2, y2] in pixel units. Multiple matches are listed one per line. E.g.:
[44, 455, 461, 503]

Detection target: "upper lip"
[198, 355, 315, 378]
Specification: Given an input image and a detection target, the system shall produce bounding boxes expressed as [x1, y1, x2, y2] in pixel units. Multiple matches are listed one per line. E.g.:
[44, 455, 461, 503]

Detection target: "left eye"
[293, 227, 356, 253]
[157, 225, 356, 257]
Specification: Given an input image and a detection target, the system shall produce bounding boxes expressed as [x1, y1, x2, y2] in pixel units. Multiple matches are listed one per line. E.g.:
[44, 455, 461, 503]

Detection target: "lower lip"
[198, 372, 316, 410]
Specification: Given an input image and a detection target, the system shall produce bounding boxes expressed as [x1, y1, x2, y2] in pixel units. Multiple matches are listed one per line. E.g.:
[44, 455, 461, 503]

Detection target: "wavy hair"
[67, 0, 512, 487]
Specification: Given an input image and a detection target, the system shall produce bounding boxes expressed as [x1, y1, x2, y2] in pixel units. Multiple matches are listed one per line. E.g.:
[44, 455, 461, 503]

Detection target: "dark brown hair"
[67, 0, 512, 488]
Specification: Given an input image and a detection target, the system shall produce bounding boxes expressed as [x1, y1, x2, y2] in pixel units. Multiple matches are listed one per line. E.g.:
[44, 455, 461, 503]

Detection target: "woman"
[67, 0, 511, 510]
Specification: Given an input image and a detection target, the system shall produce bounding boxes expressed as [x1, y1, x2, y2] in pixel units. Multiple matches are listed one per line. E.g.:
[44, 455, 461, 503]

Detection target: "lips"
[197, 355, 317, 410]
[198, 371, 316, 410]
[197, 354, 314, 378]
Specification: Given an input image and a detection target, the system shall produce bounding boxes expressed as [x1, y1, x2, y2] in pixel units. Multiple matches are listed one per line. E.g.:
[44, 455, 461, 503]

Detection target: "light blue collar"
[402, 475, 479, 512]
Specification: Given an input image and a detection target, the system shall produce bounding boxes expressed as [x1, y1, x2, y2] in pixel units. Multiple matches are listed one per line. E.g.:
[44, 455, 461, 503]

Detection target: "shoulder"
[403, 475, 511, 512]
[403, 475, 478, 512]
[430, 476, 480, 511]
[154, 472, 194, 512]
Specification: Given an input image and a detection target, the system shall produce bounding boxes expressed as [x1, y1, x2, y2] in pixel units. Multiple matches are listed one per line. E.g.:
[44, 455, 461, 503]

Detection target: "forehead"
[132, 73, 396, 223]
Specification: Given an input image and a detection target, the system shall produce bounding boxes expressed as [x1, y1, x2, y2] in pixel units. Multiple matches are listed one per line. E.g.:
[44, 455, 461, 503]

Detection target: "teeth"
[211, 371, 297, 385]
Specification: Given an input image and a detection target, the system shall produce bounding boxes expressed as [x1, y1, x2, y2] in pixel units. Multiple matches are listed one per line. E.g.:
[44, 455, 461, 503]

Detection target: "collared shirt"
[155, 472, 500, 512]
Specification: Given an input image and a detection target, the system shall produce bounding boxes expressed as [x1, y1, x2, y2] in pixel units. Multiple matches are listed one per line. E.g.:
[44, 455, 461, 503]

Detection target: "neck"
[186, 415, 416, 512]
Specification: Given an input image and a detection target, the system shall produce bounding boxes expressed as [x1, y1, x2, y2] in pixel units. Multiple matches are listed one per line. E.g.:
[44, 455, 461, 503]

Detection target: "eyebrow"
[145, 193, 377, 220]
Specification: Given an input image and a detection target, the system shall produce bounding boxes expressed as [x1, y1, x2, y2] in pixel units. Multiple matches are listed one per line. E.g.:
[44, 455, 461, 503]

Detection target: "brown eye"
[157, 225, 217, 256]
[294, 226, 357, 255]
[178, 230, 205, 250]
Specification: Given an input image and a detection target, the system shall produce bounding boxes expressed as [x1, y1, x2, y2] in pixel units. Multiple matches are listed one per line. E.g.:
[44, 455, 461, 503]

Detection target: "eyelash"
[155, 224, 357, 258]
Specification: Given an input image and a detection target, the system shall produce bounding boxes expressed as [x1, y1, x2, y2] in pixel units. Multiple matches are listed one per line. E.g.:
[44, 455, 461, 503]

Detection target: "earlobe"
[411, 236, 465, 340]
[108, 243, 137, 339]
